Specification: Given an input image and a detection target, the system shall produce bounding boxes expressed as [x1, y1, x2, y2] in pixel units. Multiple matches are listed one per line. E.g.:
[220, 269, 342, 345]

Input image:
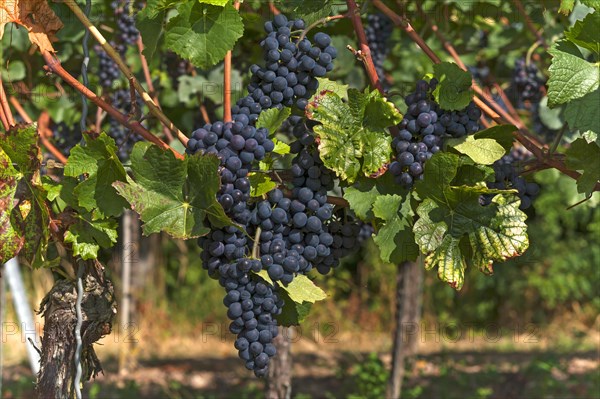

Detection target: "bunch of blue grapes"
[108, 89, 143, 160]
[365, 14, 393, 83]
[357, 222, 375, 243]
[389, 79, 482, 188]
[191, 113, 278, 377]
[468, 63, 492, 87]
[231, 13, 337, 126]
[511, 58, 544, 108]
[483, 148, 540, 210]
[164, 51, 190, 89]
[187, 14, 345, 377]
[97, 46, 122, 89]
[96, 1, 140, 89]
[50, 122, 82, 156]
[113, 0, 140, 46]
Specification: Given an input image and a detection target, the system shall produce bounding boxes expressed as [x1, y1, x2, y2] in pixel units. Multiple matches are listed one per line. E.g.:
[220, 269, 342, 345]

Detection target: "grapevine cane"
[61, 0, 188, 146]
[346, 0, 385, 93]
[9, 97, 33, 123]
[41, 51, 187, 157]
[0, 75, 14, 129]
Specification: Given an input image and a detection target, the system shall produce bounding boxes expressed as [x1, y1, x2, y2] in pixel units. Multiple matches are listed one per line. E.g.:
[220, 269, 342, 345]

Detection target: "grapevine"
[0, 1, 598, 397]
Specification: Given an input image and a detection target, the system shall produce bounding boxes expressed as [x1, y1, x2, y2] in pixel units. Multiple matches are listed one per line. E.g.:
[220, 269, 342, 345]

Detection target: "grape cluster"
[389, 79, 482, 188]
[50, 122, 82, 156]
[187, 15, 347, 377]
[483, 148, 540, 210]
[108, 89, 143, 160]
[468, 63, 492, 87]
[198, 225, 282, 377]
[97, 48, 121, 89]
[192, 113, 278, 377]
[511, 58, 544, 108]
[164, 51, 190, 89]
[357, 222, 375, 243]
[365, 14, 393, 83]
[113, 0, 140, 46]
[96, 1, 140, 89]
[232, 13, 337, 125]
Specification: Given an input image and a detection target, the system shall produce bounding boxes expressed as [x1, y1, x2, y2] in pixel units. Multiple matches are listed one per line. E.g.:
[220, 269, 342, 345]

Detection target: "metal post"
[4, 258, 41, 374]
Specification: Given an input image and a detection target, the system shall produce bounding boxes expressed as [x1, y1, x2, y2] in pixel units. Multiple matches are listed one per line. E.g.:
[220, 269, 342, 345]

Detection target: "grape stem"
[373, 0, 600, 192]
[0, 74, 14, 129]
[298, 14, 348, 42]
[61, 0, 188, 146]
[268, 1, 281, 16]
[136, 37, 174, 142]
[41, 51, 185, 160]
[252, 226, 262, 259]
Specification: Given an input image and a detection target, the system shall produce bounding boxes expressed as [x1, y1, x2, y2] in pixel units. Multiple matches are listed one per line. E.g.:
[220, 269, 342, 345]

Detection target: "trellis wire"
[74, 0, 92, 397]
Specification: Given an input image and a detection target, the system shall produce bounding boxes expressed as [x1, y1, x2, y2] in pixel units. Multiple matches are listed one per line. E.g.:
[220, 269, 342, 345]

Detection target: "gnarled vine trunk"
[36, 262, 116, 399]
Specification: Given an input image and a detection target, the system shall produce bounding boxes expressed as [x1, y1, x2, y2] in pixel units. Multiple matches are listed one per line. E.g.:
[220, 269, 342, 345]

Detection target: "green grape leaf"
[471, 124, 516, 152]
[547, 43, 599, 107]
[136, 0, 166, 60]
[447, 136, 506, 165]
[165, 2, 243, 70]
[284, 274, 327, 303]
[559, 0, 575, 14]
[372, 194, 419, 264]
[272, 138, 291, 155]
[277, 290, 313, 327]
[282, 0, 335, 25]
[257, 107, 291, 134]
[413, 153, 529, 290]
[343, 173, 397, 222]
[248, 173, 277, 197]
[316, 77, 349, 99]
[2, 60, 26, 82]
[564, 89, 600, 139]
[537, 97, 565, 131]
[581, 0, 600, 9]
[565, 11, 600, 54]
[432, 62, 474, 111]
[198, 0, 229, 5]
[255, 271, 324, 326]
[565, 138, 600, 193]
[64, 133, 128, 220]
[64, 218, 118, 260]
[113, 142, 233, 239]
[307, 89, 401, 183]
[0, 125, 50, 267]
